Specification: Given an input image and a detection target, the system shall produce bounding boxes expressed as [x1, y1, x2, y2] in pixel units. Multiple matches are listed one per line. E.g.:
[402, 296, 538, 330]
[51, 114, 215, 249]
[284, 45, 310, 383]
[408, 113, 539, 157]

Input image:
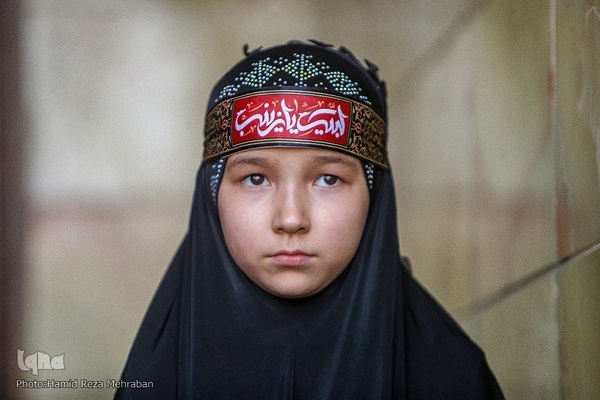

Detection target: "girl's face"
[218, 147, 370, 298]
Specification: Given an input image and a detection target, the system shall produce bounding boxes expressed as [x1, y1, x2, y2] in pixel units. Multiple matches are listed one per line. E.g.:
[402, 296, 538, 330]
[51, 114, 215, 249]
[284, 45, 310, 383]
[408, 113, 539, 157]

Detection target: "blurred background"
[1, 0, 599, 398]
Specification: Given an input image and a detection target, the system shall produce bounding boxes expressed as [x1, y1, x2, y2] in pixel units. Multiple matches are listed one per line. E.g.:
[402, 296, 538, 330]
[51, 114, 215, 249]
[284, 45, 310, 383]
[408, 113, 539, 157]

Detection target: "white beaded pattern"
[217, 53, 370, 104]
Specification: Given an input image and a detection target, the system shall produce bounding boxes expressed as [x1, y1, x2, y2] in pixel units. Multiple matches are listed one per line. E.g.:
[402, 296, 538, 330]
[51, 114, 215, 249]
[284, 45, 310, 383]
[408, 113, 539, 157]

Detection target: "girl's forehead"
[225, 147, 363, 169]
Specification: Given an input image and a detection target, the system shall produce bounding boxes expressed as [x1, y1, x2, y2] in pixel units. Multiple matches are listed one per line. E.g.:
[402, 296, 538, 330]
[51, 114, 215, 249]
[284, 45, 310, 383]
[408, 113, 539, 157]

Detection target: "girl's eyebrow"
[226, 156, 270, 170]
[311, 154, 361, 170]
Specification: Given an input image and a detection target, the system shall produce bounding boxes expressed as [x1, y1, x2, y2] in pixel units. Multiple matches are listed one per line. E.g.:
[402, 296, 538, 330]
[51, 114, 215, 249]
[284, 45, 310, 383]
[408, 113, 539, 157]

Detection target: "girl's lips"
[270, 251, 313, 267]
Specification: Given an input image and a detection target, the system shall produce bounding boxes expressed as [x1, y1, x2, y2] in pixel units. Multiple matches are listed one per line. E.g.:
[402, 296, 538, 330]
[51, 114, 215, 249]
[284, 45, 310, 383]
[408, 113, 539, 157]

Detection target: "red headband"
[203, 91, 388, 169]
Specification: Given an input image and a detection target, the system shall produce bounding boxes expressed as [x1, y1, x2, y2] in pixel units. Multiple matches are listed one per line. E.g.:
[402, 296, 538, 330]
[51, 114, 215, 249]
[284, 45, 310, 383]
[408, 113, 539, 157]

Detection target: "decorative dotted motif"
[216, 53, 370, 105]
[209, 158, 225, 205]
[364, 163, 374, 190]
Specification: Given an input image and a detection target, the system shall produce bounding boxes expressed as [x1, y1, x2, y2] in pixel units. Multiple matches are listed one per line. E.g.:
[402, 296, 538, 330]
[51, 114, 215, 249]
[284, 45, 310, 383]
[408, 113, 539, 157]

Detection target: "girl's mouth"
[270, 251, 313, 267]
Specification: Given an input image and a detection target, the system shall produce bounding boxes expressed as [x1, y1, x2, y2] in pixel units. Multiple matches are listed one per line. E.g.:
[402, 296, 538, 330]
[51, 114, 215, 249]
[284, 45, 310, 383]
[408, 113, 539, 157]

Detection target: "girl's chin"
[257, 275, 329, 299]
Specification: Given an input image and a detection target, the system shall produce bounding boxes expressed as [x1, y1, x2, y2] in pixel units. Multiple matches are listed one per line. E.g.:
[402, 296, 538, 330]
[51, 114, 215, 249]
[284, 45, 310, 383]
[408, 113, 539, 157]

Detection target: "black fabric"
[116, 165, 504, 399]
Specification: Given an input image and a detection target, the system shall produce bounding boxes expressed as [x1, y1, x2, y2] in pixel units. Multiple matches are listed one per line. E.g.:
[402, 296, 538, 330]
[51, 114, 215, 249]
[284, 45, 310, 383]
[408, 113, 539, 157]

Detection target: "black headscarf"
[116, 41, 504, 399]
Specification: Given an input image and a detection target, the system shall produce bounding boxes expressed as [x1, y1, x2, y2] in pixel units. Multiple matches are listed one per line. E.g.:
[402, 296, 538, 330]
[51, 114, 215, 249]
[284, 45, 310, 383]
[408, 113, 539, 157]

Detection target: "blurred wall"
[8, 0, 600, 398]
[1, 0, 26, 397]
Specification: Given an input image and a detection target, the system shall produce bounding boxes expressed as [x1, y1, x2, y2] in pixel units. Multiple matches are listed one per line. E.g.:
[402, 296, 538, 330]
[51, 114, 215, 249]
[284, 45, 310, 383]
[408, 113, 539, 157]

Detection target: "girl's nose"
[272, 184, 310, 234]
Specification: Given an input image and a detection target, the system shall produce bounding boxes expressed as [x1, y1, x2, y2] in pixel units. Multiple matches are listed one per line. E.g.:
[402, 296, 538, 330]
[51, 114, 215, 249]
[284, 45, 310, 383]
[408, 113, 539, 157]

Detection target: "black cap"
[206, 40, 387, 122]
[203, 41, 389, 169]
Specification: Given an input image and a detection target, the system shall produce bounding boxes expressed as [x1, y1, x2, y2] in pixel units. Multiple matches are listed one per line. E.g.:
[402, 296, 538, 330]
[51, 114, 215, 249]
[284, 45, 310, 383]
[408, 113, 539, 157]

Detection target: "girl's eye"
[242, 174, 269, 187]
[314, 174, 341, 187]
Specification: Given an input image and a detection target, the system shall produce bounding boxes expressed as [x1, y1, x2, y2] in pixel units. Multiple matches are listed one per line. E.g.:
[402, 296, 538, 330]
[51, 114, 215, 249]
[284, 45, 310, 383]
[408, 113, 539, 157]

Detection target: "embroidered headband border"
[203, 90, 389, 169]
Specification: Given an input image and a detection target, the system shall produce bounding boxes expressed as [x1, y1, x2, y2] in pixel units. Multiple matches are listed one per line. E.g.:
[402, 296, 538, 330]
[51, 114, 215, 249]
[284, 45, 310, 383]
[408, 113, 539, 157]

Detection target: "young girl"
[116, 40, 504, 399]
